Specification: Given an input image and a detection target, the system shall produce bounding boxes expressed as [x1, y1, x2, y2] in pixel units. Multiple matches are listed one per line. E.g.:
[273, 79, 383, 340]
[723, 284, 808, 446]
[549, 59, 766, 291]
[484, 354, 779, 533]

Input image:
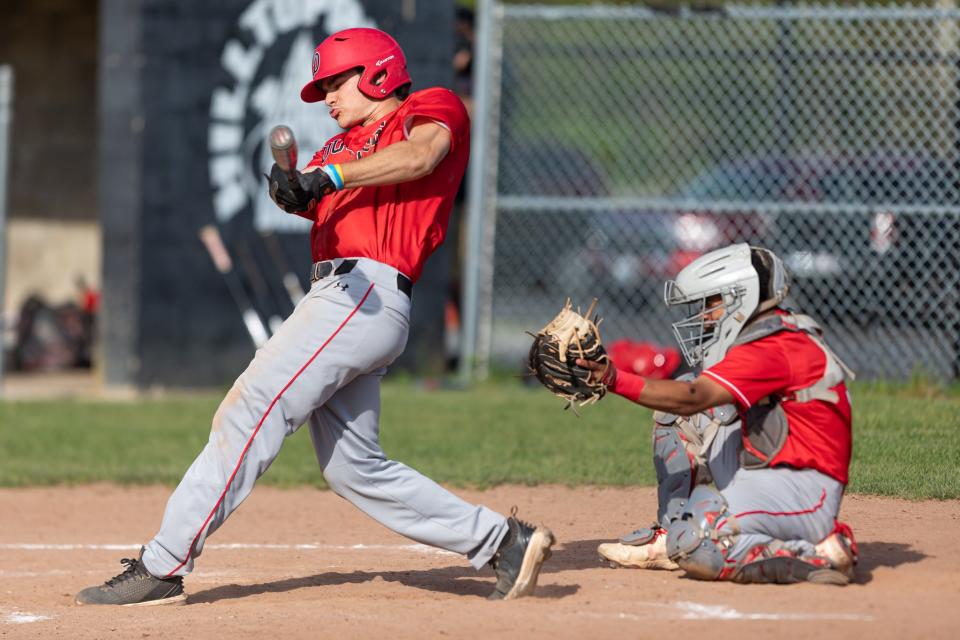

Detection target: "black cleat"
[488, 508, 555, 600]
[75, 547, 186, 606]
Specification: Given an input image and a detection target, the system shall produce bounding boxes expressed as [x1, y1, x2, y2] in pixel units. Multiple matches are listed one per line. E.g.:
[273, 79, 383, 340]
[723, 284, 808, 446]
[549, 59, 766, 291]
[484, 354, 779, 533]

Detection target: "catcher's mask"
[664, 243, 789, 368]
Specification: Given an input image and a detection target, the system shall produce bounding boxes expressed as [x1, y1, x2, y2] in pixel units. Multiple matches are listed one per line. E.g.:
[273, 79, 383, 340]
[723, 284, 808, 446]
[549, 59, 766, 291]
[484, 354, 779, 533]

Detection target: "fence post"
[460, 0, 503, 381]
[0, 66, 13, 394]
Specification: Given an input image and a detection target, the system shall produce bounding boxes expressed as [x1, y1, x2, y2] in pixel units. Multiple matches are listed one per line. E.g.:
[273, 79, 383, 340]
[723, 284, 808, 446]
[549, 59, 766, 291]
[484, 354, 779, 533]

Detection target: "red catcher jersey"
[702, 325, 853, 484]
[303, 87, 469, 282]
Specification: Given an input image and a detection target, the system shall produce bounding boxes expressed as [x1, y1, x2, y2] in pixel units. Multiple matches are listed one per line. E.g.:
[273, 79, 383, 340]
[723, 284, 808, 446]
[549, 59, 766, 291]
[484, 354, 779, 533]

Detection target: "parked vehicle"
[555, 154, 960, 325]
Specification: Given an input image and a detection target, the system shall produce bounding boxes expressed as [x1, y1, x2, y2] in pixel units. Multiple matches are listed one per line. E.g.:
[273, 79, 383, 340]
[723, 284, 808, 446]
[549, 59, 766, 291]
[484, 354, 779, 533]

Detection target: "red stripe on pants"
[164, 283, 375, 577]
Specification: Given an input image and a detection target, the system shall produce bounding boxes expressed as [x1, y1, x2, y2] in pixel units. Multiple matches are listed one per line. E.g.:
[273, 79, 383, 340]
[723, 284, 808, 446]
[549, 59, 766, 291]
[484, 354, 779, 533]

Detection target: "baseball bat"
[269, 124, 306, 199]
[234, 236, 285, 335]
[199, 224, 270, 348]
[260, 230, 306, 307]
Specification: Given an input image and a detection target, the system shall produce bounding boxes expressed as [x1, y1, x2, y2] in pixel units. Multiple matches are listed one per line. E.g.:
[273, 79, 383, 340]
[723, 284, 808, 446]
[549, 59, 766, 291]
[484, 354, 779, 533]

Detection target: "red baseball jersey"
[702, 322, 853, 484]
[303, 87, 470, 282]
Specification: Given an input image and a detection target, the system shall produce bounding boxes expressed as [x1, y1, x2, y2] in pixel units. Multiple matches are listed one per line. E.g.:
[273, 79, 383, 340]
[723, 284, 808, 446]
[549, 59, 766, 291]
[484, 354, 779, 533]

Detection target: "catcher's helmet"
[664, 243, 789, 368]
[300, 28, 410, 103]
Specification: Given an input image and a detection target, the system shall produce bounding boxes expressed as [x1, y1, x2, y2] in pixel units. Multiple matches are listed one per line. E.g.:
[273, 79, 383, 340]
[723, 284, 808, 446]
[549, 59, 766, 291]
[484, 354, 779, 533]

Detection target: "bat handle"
[282, 168, 305, 200]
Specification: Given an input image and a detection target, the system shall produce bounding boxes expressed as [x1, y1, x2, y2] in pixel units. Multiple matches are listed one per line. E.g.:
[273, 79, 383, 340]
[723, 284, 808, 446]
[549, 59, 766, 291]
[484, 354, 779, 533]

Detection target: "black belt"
[310, 259, 412, 298]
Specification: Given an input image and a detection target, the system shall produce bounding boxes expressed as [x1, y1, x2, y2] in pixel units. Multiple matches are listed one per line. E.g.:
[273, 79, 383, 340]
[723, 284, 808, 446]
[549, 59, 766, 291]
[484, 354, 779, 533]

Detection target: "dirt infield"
[1, 485, 957, 639]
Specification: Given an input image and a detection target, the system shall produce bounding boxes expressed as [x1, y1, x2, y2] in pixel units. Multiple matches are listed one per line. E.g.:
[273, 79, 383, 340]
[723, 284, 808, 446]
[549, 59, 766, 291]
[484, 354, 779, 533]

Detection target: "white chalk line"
[1, 608, 52, 625]
[0, 542, 455, 625]
[0, 569, 241, 579]
[0, 542, 457, 556]
[673, 601, 873, 621]
[1, 545, 871, 625]
[562, 601, 874, 623]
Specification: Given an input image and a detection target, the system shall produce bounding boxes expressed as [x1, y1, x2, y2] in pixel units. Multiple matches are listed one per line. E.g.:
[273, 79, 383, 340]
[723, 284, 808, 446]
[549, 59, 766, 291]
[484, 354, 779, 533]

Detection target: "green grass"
[0, 381, 957, 499]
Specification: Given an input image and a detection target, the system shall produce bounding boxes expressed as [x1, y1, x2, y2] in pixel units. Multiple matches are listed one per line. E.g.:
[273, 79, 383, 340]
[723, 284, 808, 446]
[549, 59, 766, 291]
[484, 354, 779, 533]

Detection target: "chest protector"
[733, 313, 855, 470]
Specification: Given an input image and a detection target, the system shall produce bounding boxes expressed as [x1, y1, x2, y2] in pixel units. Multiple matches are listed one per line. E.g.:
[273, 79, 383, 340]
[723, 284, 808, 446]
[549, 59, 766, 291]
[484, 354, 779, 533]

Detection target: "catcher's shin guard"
[664, 485, 740, 581]
[649, 400, 736, 528]
[612, 414, 703, 552]
[652, 414, 698, 527]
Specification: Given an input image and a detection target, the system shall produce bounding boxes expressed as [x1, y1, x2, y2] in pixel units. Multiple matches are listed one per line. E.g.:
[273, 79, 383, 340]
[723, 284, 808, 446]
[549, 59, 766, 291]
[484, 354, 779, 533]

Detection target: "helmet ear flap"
[751, 247, 790, 313]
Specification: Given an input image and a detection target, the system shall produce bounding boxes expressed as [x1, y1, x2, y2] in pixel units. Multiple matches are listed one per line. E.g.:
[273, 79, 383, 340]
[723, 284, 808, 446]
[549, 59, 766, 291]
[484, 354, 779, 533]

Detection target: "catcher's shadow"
[851, 541, 927, 585]
[188, 565, 579, 604]
[542, 539, 928, 587]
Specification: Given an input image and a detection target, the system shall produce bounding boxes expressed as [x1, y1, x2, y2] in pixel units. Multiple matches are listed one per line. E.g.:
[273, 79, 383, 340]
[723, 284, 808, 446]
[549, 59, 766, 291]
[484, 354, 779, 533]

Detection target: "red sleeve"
[306, 151, 324, 169]
[305, 133, 345, 170]
[702, 339, 793, 411]
[401, 88, 469, 153]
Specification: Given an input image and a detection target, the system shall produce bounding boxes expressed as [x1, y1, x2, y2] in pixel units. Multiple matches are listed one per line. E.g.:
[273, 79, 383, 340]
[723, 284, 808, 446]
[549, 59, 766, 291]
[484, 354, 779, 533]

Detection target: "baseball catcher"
[527, 299, 611, 410]
[543, 244, 859, 584]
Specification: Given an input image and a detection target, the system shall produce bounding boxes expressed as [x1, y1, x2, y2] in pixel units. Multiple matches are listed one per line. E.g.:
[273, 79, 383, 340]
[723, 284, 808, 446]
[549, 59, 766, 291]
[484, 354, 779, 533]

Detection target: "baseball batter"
[579, 244, 859, 584]
[75, 27, 554, 606]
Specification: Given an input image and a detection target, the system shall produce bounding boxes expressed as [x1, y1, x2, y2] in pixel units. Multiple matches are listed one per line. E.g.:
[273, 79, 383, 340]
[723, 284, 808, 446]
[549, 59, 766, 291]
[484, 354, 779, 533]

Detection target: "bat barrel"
[269, 125, 298, 174]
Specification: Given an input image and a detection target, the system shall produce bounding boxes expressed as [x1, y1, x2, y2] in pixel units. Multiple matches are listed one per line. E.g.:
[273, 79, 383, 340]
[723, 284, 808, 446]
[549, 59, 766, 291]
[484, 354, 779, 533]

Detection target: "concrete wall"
[4, 219, 100, 313]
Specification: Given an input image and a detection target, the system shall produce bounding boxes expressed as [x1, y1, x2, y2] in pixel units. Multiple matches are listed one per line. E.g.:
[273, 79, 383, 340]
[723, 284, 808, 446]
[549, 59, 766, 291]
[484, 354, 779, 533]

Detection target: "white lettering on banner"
[271, 0, 309, 34]
[239, 0, 275, 47]
[322, 0, 372, 33]
[209, 86, 247, 122]
[221, 40, 263, 85]
[208, 123, 243, 153]
[207, 0, 374, 232]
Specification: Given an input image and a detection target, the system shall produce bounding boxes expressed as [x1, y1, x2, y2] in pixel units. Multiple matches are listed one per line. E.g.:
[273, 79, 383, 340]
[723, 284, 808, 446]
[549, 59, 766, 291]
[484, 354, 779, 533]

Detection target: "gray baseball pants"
[141, 258, 509, 578]
[706, 422, 843, 560]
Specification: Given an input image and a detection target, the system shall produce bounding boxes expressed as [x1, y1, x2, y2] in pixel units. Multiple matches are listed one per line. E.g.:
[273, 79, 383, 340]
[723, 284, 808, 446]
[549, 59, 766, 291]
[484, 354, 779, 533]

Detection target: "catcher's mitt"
[527, 299, 611, 410]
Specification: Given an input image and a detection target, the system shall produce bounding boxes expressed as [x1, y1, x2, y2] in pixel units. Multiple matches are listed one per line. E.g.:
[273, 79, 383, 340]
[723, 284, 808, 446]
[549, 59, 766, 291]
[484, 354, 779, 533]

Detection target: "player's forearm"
[337, 140, 440, 187]
[611, 370, 717, 415]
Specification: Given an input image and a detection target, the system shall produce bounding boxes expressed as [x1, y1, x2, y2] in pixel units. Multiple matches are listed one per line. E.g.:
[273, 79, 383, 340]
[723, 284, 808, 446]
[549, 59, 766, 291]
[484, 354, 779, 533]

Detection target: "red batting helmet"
[300, 28, 411, 103]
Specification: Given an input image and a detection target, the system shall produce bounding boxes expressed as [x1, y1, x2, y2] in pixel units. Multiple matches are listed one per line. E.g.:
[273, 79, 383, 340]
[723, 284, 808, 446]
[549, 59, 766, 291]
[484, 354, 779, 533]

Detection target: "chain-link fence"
[463, 4, 960, 380]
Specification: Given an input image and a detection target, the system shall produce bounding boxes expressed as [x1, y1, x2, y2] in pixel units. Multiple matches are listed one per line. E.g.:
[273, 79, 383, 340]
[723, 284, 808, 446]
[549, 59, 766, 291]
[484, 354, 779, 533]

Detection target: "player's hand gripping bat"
[266, 125, 335, 213]
[269, 125, 305, 198]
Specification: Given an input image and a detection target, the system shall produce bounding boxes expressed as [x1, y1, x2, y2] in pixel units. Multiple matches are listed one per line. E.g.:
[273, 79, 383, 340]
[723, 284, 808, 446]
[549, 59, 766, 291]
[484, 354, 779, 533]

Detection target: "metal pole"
[459, 0, 496, 382]
[938, 0, 960, 378]
[0, 66, 13, 395]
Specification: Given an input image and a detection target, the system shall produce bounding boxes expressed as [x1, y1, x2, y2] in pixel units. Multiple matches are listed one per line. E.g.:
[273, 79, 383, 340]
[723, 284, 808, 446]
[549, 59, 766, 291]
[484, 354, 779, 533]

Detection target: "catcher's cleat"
[75, 548, 186, 607]
[814, 522, 859, 580]
[732, 544, 851, 586]
[598, 528, 679, 570]
[488, 508, 555, 601]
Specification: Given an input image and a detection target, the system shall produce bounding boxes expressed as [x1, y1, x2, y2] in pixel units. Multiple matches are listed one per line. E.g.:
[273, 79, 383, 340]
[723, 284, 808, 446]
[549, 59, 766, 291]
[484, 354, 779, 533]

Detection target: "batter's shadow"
[188, 565, 579, 604]
[540, 538, 620, 573]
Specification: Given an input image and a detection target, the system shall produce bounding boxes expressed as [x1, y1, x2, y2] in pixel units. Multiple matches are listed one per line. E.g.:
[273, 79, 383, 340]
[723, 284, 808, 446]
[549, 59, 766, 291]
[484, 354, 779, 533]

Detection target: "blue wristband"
[321, 164, 345, 190]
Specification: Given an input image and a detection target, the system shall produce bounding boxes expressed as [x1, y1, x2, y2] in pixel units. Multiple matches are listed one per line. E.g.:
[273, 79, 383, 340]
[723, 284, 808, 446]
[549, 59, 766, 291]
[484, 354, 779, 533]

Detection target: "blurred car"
[493, 140, 614, 296]
[751, 154, 960, 325]
[550, 159, 773, 308]
[555, 154, 960, 324]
